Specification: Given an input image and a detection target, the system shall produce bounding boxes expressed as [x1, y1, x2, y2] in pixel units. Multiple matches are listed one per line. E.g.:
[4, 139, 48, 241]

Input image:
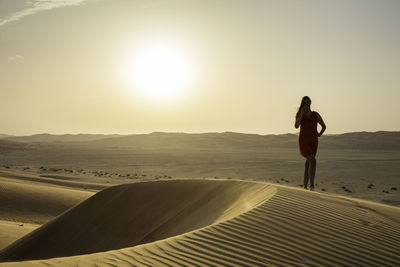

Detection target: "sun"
[124, 42, 195, 102]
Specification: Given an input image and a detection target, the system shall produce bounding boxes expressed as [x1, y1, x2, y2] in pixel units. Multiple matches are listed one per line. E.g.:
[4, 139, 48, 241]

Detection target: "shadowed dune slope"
[0, 179, 275, 262]
[4, 184, 400, 267]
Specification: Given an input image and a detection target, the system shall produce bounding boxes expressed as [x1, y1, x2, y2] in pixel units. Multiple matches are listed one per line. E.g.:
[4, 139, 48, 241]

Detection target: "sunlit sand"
[1, 170, 399, 266]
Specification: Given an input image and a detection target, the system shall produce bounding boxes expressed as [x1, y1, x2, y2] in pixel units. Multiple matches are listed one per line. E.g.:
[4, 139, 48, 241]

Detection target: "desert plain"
[0, 132, 399, 266]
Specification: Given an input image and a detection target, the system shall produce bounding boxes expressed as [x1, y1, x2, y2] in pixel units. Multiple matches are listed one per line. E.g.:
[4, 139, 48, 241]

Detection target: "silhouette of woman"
[295, 96, 326, 190]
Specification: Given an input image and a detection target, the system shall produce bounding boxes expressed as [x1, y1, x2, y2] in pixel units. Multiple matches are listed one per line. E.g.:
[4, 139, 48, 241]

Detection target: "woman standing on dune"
[295, 96, 326, 191]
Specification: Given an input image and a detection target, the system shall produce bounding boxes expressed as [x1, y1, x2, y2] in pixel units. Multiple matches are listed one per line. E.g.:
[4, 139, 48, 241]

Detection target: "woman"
[295, 96, 326, 191]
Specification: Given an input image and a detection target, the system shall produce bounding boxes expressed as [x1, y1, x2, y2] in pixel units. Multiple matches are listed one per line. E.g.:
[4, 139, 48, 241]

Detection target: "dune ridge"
[1, 180, 400, 266]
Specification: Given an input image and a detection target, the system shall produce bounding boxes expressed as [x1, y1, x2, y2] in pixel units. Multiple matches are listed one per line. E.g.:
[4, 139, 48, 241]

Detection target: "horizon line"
[1, 130, 399, 137]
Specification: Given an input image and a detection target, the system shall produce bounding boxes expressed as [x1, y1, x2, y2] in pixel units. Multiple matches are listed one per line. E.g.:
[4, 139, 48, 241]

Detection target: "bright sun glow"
[124, 42, 194, 102]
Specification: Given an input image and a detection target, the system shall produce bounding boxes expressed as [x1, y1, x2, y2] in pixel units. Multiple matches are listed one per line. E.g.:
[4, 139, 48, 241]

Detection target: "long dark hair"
[296, 96, 311, 119]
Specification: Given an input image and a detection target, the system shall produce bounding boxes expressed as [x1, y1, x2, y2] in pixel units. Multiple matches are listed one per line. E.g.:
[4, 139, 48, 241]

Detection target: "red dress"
[299, 111, 320, 158]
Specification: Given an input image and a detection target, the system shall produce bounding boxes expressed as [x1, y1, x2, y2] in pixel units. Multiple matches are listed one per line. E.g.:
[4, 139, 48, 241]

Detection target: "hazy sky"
[1, 0, 399, 135]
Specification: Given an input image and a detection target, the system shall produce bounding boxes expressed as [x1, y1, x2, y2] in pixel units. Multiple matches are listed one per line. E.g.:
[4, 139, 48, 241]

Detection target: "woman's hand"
[316, 113, 326, 137]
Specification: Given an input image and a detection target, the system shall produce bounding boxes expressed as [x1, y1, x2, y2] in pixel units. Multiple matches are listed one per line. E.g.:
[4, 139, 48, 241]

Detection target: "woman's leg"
[303, 160, 310, 189]
[307, 155, 316, 190]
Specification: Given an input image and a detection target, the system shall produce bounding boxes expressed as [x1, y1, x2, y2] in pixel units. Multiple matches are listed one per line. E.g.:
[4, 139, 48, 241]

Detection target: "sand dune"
[0, 174, 95, 225]
[0, 180, 274, 262]
[1, 180, 400, 266]
[0, 171, 96, 250]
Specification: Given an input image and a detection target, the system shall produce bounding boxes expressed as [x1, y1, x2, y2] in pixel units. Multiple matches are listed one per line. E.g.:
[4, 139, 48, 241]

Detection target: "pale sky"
[1, 0, 399, 135]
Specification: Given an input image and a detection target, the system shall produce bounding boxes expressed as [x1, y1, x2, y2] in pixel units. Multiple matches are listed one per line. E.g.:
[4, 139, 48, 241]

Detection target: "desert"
[2, 0, 400, 265]
[1, 132, 400, 266]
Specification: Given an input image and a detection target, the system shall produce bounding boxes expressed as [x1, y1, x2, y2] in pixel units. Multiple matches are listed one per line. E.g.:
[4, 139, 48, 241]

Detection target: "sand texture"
[0, 221, 39, 251]
[0, 173, 97, 223]
[0, 171, 97, 249]
[1, 179, 400, 266]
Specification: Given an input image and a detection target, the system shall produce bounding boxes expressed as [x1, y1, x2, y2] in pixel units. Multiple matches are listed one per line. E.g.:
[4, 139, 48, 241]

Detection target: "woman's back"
[299, 111, 319, 139]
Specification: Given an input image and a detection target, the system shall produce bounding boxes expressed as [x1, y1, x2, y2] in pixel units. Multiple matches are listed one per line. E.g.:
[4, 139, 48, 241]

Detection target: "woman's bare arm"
[317, 113, 326, 137]
[295, 108, 305, 129]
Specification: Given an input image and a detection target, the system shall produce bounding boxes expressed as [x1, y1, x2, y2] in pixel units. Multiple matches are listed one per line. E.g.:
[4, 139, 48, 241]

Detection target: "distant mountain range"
[1, 131, 399, 150]
[320, 131, 400, 150]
